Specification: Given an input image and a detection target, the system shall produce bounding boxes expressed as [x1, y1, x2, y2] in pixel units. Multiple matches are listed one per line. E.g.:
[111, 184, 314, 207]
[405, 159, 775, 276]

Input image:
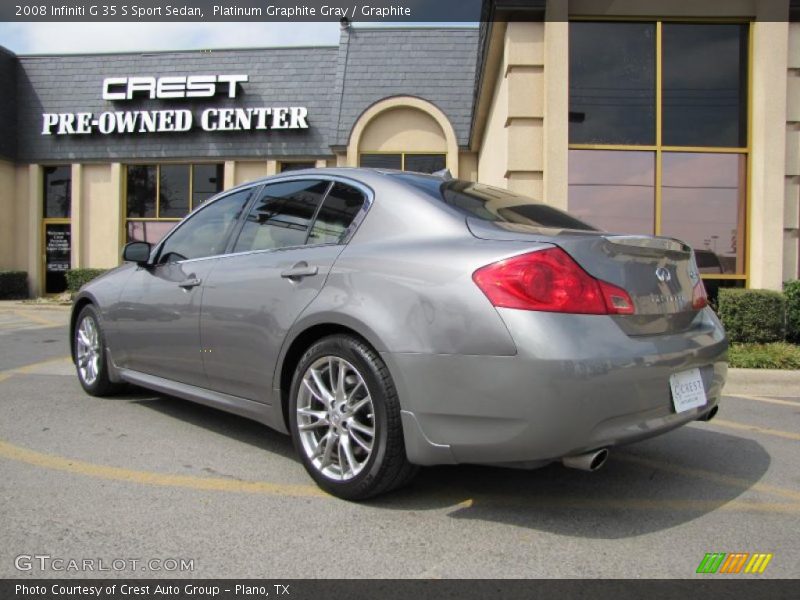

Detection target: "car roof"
[224, 167, 449, 194]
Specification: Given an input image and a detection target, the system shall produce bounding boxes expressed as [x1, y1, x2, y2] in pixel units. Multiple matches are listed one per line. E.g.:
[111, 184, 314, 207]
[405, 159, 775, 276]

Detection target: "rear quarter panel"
[295, 236, 542, 356]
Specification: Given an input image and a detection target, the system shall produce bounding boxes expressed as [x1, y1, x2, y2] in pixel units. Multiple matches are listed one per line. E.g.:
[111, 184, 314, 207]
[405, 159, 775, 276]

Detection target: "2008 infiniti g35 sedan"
[71, 168, 727, 499]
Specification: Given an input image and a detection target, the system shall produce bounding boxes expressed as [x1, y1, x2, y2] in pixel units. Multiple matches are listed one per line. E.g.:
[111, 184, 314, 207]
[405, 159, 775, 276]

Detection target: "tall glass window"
[126, 163, 224, 244]
[568, 151, 655, 236]
[279, 161, 316, 172]
[569, 22, 656, 145]
[568, 20, 750, 280]
[43, 166, 72, 219]
[360, 153, 445, 174]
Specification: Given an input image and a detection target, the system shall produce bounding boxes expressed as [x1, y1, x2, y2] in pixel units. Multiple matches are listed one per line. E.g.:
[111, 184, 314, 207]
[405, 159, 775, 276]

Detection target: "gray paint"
[73, 168, 728, 473]
[0, 46, 17, 160]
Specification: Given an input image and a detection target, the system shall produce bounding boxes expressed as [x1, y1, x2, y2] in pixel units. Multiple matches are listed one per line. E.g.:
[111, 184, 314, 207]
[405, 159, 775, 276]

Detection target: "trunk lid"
[467, 218, 704, 335]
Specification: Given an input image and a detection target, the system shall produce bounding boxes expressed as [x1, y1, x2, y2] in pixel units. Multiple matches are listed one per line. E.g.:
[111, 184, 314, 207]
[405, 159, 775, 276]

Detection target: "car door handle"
[178, 278, 202, 289]
[280, 263, 319, 280]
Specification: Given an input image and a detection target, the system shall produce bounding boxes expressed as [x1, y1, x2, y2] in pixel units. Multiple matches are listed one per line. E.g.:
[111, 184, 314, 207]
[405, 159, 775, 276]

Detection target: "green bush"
[717, 288, 785, 344]
[785, 280, 800, 343]
[65, 268, 108, 292]
[0, 271, 28, 299]
[728, 342, 800, 370]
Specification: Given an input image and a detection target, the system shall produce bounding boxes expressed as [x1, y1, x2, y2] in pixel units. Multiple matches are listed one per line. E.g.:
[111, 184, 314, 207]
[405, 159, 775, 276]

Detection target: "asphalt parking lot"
[1, 301, 799, 579]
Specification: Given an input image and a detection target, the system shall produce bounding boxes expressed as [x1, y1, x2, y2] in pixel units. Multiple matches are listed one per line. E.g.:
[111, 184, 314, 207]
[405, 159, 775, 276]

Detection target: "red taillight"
[472, 247, 635, 315]
[692, 280, 708, 310]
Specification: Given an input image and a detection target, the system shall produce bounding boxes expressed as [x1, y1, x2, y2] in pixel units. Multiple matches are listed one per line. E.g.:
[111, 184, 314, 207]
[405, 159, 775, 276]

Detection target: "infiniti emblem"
[655, 267, 671, 283]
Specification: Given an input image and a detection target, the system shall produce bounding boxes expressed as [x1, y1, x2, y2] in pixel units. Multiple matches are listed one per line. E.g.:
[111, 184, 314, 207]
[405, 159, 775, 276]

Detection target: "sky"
[0, 22, 474, 54]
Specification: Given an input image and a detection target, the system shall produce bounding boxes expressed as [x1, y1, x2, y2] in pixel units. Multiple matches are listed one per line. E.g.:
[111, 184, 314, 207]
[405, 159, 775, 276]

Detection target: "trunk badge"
[655, 267, 671, 283]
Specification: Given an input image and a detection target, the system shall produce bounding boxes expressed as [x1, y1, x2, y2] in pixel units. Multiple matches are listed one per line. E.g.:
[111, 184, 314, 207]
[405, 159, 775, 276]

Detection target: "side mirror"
[122, 241, 152, 266]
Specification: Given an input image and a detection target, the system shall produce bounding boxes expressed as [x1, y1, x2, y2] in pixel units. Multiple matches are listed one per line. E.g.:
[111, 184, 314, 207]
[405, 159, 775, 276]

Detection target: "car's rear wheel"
[288, 334, 417, 500]
[74, 304, 124, 396]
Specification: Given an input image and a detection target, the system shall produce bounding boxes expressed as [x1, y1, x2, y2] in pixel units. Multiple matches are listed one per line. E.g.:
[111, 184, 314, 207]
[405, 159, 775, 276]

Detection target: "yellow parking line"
[726, 394, 800, 408]
[2, 438, 799, 513]
[0, 356, 72, 383]
[12, 310, 65, 328]
[616, 453, 800, 503]
[711, 419, 800, 442]
[0, 439, 328, 499]
[531, 497, 800, 514]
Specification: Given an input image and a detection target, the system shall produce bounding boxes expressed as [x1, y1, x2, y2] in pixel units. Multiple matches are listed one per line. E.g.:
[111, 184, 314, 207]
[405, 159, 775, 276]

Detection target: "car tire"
[73, 304, 125, 397]
[288, 334, 418, 500]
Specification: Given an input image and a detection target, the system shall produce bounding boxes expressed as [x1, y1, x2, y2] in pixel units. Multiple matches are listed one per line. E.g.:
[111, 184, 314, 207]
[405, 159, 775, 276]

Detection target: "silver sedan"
[71, 168, 727, 500]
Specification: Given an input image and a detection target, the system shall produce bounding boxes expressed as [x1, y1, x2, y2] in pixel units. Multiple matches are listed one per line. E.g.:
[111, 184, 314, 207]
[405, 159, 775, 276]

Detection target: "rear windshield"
[390, 173, 598, 232]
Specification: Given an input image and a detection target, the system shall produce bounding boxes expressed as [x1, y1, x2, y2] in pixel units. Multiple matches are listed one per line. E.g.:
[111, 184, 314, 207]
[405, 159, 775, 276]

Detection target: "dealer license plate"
[669, 368, 707, 413]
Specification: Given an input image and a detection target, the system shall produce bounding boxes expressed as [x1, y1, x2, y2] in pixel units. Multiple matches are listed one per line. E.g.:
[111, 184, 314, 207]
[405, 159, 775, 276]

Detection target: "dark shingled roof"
[0, 46, 17, 160]
[332, 27, 479, 148]
[4, 27, 480, 162]
[15, 47, 338, 162]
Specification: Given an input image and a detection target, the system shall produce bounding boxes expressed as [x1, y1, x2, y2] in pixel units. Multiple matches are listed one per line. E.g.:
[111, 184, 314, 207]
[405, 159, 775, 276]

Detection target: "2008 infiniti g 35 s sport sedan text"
[70, 168, 727, 500]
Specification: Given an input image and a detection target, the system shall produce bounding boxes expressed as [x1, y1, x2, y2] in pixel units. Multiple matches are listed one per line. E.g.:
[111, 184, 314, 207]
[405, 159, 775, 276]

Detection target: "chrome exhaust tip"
[562, 448, 609, 472]
[698, 405, 719, 422]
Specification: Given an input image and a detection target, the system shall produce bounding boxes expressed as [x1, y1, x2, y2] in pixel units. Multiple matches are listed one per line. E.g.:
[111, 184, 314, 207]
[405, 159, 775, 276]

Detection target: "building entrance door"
[43, 221, 71, 294]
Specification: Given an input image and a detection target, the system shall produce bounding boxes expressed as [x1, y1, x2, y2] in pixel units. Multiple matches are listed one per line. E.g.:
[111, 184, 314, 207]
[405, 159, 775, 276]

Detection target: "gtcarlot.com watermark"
[14, 554, 195, 573]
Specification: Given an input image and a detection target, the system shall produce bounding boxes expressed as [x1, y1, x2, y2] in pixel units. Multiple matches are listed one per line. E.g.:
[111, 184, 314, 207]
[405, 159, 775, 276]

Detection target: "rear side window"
[308, 183, 366, 245]
[233, 180, 330, 253]
[390, 174, 598, 232]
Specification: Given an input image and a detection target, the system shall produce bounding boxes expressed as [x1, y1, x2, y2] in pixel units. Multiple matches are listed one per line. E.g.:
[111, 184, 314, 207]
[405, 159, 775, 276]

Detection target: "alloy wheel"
[76, 315, 101, 386]
[296, 356, 375, 481]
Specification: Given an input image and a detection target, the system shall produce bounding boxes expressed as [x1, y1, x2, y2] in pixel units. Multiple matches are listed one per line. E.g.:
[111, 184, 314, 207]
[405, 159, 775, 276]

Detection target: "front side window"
[157, 188, 254, 264]
[568, 20, 750, 278]
[233, 180, 330, 253]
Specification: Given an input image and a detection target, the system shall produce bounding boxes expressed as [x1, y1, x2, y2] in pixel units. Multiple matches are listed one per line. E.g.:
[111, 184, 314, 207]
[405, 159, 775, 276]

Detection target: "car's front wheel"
[74, 304, 124, 397]
[288, 334, 417, 500]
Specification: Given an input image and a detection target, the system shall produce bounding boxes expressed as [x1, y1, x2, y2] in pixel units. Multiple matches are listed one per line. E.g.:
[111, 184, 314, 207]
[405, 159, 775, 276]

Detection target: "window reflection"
[43, 166, 72, 219]
[126, 164, 225, 243]
[661, 153, 746, 274]
[359, 153, 446, 173]
[192, 164, 225, 206]
[126, 221, 177, 245]
[159, 165, 190, 218]
[662, 24, 748, 148]
[126, 165, 157, 218]
[360, 154, 402, 170]
[568, 150, 655, 235]
[569, 22, 656, 145]
[404, 154, 446, 174]
[280, 162, 316, 173]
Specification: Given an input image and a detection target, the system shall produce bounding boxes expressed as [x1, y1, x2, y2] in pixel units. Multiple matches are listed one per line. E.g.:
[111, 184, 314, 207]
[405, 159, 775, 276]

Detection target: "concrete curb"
[725, 368, 800, 396]
[0, 300, 71, 310]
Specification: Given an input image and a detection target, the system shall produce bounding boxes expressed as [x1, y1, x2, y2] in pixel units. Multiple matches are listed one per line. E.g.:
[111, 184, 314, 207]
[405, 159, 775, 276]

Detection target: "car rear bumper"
[383, 308, 728, 466]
